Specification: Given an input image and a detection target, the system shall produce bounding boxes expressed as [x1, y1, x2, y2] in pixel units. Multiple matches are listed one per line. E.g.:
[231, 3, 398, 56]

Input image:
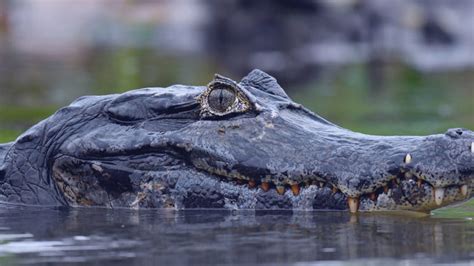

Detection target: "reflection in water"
[0, 206, 472, 265]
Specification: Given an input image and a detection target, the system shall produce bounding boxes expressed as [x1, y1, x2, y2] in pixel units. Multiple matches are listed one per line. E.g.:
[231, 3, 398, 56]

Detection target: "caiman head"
[3, 70, 472, 212]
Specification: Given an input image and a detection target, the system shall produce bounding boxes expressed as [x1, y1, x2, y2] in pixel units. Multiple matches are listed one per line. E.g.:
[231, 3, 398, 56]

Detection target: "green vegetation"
[432, 199, 474, 219]
[0, 255, 15, 266]
[0, 130, 20, 143]
[0, 106, 58, 143]
[88, 48, 216, 94]
[0, 106, 58, 124]
[291, 65, 474, 135]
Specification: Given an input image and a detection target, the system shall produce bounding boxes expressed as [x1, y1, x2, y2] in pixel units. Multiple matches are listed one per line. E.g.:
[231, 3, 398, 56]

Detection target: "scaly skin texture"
[0, 70, 472, 212]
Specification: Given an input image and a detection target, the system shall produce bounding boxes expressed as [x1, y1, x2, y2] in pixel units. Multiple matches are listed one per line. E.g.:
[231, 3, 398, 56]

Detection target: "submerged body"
[0, 70, 472, 213]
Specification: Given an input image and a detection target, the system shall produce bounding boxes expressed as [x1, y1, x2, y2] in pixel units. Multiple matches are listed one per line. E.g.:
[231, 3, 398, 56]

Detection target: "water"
[0, 206, 472, 265]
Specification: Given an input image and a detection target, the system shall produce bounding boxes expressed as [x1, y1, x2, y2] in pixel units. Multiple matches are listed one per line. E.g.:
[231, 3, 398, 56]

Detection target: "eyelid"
[199, 81, 251, 117]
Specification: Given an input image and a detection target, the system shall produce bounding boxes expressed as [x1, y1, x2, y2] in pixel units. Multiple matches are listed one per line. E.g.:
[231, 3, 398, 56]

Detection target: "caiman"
[0, 70, 472, 213]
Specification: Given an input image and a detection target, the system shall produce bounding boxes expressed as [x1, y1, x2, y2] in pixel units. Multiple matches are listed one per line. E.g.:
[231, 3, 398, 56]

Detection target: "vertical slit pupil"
[219, 89, 224, 105]
[208, 86, 236, 113]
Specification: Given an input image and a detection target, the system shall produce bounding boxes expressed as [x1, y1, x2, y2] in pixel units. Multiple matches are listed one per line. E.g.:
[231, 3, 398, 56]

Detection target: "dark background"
[0, 0, 473, 142]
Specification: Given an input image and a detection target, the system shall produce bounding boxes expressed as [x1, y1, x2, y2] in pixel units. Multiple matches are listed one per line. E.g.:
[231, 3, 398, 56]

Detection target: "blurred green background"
[0, 0, 472, 216]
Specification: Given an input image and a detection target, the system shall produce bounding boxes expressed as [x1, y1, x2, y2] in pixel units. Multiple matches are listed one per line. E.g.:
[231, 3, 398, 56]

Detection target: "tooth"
[261, 182, 270, 192]
[369, 193, 377, 201]
[291, 184, 300, 196]
[392, 179, 399, 187]
[417, 180, 423, 188]
[460, 185, 468, 196]
[91, 163, 103, 173]
[434, 188, 445, 205]
[276, 186, 285, 195]
[348, 197, 359, 213]
[404, 153, 412, 164]
[248, 179, 256, 188]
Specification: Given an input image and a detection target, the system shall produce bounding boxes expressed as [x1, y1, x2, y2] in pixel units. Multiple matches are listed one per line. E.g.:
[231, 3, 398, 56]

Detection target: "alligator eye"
[207, 87, 236, 113]
[200, 74, 251, 117]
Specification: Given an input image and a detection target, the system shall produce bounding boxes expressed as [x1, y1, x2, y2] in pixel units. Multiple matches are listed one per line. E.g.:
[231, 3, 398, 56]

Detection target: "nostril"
[445, 128, 467, 139]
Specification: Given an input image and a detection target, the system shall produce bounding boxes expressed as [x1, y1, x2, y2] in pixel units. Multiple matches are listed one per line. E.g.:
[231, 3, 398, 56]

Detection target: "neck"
[0, 141, 65, 206]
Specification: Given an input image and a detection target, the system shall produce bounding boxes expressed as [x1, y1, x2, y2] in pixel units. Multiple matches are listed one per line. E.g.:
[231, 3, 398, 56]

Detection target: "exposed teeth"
[417, 179, 423, 188]
[460, 185, 468, 196]
[404, 153, 412, 164]
[248, 179, 256, 189]
[291, 184, 300, 196]
[261, 182, 270, 192]
[369, 193, 377, 201]
[276, 186, 286, 195]
[392, 179, 399, 186]
[348, 197, 359, 213]
[434, 188, 445, 205]
[91, 163, 103, 173]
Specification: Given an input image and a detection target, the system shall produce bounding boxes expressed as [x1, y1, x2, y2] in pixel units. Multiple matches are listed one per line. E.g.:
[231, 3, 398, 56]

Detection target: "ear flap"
[240, 69, 289, 99]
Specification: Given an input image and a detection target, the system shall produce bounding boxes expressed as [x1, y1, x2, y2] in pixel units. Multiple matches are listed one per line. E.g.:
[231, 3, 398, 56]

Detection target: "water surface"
[0, 206, 472, 265]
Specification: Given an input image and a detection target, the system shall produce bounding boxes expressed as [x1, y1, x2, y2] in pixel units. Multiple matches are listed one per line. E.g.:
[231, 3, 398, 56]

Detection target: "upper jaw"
[188, 141, 472, 212]
[229, 134, 472, 212]
[331, 148, 472, 197]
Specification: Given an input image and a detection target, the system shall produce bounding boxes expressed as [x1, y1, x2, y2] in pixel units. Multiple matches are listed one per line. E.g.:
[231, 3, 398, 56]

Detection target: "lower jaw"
[358, 185, 467, 212]
[204, 176, 470, 212]
[246, 184, 467, 212]
[193, 164, 471, 212]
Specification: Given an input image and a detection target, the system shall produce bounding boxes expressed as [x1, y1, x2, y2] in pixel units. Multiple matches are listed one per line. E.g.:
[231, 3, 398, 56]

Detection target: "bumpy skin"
[0, 70, 472, 212]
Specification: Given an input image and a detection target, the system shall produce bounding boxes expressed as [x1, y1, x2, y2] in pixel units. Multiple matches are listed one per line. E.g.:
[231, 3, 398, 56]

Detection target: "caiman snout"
[350, 127, 473, 212]
[445, 128, 474, 139]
